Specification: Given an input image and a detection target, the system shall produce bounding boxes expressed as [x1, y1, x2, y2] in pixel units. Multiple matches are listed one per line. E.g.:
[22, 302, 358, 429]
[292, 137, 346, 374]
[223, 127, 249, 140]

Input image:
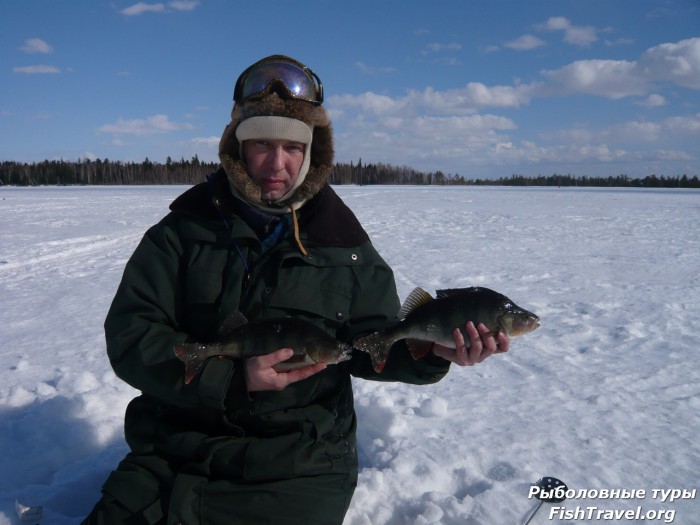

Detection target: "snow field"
[1, 185, 698, 524]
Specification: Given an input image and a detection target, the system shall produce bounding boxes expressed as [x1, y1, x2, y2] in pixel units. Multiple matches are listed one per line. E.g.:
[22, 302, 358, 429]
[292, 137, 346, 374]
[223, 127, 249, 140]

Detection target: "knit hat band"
[236, 116, 313, 144]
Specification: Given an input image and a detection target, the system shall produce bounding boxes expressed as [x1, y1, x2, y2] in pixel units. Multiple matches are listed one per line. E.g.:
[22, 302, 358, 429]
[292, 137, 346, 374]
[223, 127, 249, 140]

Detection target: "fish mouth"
[508, 313, 540, 335]
[528, 314, 540, 330]
[523, 314, 540, 333]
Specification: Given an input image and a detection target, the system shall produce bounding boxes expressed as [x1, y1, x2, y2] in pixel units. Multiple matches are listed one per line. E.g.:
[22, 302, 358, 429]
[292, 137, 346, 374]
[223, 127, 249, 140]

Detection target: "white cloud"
[649, 149, 693, 160]
[13, 65, 60, 74]
[169, 0, 199, 11]
[331, 82, 540, 121]
[413, 114, 516, 136]
[568, 113, 700, 142]
[577, 144, 627, 162]
[19, 38, 53, 54]
[637, 37, 700, 89]
[120, 2, 165, 15]
[356, 62, 397, 75]
[119, 1, 199, 15]
[331, 93, 408, 117]
[540, 16, 599, 47]
[541, 37, 700, 99]
[603, 121, 661, 143]
[540, 111, 700, 164]
[191, 136, 219, 145]
[504, 34, 546, 51]
[541, 127, 595, 145]
[456, 82, 540, 108]
[97, 115, 194, 135]
[543, 16, 569, 31]
[333, 112, 518, 172]
[329, 36, 700, 176]
[422, 43, 462, 55]
[542, 59, 644, 99]
[481, 45, 501, 54]
[636, 94, 667, 108]
[664, 113, 700, 134]
[329, 85, 524, 172]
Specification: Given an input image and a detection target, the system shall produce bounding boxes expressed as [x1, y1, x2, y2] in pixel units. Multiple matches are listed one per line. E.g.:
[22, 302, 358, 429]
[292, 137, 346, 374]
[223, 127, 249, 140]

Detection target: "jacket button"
[350, 254, 358, 261]
[264, 287, 273, 294]
[336, 312, 344, 320]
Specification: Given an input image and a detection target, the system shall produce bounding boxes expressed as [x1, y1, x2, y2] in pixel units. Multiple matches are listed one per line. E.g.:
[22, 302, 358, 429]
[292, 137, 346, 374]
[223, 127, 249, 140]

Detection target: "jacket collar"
[169, 168, 369, 248]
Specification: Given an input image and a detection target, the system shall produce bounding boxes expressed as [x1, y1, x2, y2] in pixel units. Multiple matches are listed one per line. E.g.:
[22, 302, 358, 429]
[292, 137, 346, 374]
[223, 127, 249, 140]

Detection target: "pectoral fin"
[406, 339, 434, 360]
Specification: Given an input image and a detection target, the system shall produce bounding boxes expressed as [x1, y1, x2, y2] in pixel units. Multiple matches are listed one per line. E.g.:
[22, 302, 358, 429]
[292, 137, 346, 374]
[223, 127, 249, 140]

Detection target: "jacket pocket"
[202, 432, 311, 481]
[243, 429, 338, 481]
[184, 269, 223, 338]
[185, 269, 222, 306]
[269, 267, 355, 331]
[241, 415, 355, 481]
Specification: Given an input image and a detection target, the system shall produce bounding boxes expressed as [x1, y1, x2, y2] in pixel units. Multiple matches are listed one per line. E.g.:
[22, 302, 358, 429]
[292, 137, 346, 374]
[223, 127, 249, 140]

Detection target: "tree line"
[1, 157, 698, 188]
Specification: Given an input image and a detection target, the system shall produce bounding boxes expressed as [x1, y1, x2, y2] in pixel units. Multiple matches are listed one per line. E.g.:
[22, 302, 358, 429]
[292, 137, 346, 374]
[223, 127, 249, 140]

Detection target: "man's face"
[242, 139, 306, 201]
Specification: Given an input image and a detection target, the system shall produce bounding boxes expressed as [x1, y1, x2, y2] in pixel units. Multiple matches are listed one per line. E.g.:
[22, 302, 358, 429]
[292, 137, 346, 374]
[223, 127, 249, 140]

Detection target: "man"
[83, 54, 508, 524]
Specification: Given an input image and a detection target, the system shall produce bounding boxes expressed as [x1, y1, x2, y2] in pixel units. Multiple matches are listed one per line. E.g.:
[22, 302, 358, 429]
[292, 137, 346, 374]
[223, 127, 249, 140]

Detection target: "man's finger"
[495, 331, 510, 353]
[284, 363, 327, 385]
[452, 327, 468, 363]
[255, 348, 294, 368]
[465, 321, 482, 347]
[477, 323, 497, 353]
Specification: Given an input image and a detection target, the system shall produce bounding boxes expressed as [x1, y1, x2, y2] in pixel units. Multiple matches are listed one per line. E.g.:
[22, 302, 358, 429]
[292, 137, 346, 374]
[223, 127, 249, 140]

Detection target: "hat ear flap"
[310, 124, 334, 169]
[219, 123, 242, 162]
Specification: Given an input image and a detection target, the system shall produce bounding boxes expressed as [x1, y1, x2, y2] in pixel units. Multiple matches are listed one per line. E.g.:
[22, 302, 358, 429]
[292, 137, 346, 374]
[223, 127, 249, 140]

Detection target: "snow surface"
[1, 185, 699, 524]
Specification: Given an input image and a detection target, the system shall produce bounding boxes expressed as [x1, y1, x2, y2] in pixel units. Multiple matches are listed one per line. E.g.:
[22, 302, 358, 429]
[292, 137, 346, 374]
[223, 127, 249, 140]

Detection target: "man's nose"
[270, 146, 286, 171]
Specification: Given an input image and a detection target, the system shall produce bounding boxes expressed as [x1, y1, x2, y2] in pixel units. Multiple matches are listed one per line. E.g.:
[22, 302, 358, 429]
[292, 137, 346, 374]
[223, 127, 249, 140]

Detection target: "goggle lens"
[234, 56, 323, 105]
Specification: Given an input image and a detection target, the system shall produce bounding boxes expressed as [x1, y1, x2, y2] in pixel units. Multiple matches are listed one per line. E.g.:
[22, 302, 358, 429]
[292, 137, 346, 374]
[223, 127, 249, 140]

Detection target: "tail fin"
[353, 332, 392, 373]
[173, 343, 207, 384]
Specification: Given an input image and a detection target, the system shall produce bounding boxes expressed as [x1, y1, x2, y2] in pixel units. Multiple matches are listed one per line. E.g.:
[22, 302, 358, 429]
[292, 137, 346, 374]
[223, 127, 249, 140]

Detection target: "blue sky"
[1, 0, 699, 179]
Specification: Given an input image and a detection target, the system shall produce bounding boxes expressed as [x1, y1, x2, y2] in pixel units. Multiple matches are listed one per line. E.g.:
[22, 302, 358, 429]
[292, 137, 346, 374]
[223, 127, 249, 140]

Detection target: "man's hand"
[245, 348, 326, 392]
[432, 321, 509, 366]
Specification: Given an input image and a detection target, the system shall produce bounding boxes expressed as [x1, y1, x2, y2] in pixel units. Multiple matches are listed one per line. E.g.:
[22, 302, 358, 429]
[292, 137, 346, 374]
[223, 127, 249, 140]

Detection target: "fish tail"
[353, 332, 392, 373]
[173, 343, 208, 385]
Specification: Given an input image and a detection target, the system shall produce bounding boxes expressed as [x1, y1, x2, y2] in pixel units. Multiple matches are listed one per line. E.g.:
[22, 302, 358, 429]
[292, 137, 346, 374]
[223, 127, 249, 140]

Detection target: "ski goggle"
[233, 55, 324, 105]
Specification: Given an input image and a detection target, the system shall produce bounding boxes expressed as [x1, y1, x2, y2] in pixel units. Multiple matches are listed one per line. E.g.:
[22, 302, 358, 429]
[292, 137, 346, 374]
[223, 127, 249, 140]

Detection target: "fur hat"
[219, 91, 334, 212]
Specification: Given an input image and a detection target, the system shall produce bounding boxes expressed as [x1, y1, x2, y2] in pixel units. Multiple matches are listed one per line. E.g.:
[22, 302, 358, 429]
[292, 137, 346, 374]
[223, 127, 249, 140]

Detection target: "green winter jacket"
[98, 170, 450, 524]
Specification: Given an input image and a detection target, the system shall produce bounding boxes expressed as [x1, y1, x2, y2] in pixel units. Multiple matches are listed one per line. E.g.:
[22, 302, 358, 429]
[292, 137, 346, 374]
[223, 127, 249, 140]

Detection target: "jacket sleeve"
[343, 242, 451, 384]
[104, 217, 244, 411]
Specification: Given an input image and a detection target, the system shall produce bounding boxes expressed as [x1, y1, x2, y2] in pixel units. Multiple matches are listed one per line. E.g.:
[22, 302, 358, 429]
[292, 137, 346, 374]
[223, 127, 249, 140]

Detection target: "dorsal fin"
[218, 310, 248, 336]
[398, 287, 434, 319]
[435, 287, 483, 299]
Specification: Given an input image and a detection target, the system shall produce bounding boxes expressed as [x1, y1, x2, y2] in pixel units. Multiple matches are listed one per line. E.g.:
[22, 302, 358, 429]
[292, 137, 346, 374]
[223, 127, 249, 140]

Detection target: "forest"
[1, 156, 698, 188]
